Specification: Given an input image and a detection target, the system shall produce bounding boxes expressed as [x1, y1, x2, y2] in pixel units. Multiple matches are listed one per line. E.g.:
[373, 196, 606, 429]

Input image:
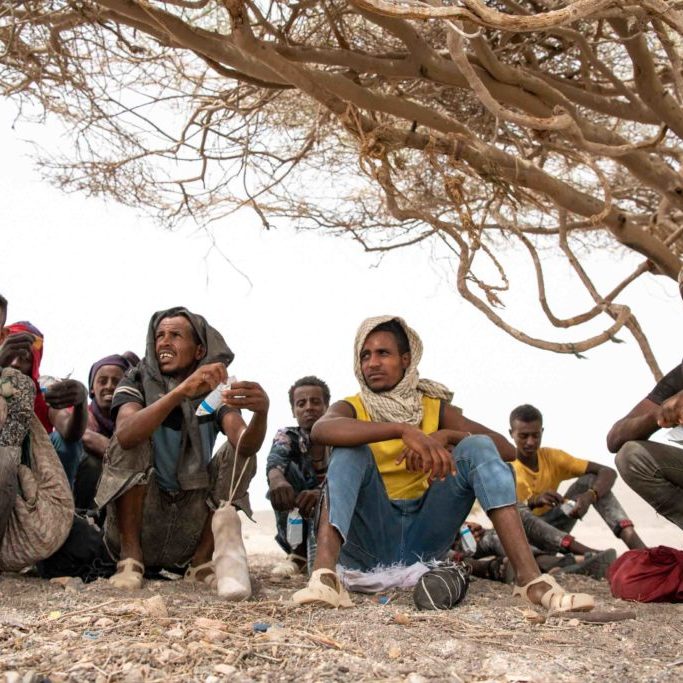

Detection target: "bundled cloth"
[608, 546, 683, 602]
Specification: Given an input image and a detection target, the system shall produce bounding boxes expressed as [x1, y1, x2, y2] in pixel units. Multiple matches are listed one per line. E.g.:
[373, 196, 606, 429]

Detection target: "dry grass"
[1, 554, 682, 682]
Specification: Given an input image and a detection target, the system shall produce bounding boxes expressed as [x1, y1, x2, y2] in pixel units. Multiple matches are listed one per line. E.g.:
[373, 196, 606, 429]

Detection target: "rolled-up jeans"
[327, 435, 517, 571]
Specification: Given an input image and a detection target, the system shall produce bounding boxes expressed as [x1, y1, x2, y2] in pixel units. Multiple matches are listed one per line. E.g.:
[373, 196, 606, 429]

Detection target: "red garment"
[5, 321, 52, 433]
[608, 546, 683, 603]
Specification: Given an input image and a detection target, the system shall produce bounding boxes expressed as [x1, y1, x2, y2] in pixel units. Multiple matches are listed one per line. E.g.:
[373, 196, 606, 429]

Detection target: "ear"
[194, 344, 206, 361]
[508, 428, 513, 437]
[400, 351, 411, 370]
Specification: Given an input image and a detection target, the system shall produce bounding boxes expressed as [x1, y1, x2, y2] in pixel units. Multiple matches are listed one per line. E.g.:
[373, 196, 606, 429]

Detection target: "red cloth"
[5, 321, 52, 433]
[608, 546, 683, 602]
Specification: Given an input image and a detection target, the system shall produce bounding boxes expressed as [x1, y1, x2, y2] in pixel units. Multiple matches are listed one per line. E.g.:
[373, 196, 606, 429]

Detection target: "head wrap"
[139, 306, 234, 490]
[88, 354, 131, 398]
[5, 321, 51, 432]
[87, 354, 132, 437]
[353, 315, 453, 425]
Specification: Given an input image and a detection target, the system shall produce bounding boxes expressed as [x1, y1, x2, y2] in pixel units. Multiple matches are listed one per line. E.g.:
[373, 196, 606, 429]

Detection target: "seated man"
[607, 356, 683, 531]
[74, 354, 132, 512]
[293, 316, 594, 611]
[95, 306, 269, 591]
[1, 321, 89, 486]
[267, 375, 330, 576]
[0, 294, 74, 572]
[511, 404, 644, 551]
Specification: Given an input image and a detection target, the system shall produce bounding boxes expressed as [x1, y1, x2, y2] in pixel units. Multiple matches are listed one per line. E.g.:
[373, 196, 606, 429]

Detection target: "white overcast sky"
[2, 99, 681, 511]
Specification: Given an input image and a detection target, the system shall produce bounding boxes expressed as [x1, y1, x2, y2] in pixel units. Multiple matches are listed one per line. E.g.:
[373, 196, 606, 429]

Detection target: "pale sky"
[2, 100, 681, 511]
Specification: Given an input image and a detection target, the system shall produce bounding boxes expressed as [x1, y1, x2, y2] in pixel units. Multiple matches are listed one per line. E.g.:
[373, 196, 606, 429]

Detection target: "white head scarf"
[353, 315, 453, 425]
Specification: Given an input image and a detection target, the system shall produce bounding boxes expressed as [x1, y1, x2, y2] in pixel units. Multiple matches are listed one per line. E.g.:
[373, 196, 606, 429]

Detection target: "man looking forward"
[267, 376, 330, 576]
[293, 316, 594, 612]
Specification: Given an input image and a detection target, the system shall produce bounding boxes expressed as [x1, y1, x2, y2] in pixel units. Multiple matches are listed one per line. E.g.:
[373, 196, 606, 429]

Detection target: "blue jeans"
[327, 435, 517, 571]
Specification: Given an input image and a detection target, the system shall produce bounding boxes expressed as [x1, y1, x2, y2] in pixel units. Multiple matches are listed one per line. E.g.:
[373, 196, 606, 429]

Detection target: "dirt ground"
[1, 551, 682, 683]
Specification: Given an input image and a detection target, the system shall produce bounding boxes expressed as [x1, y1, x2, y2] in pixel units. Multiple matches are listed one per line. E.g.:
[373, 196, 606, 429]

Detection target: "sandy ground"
[1, 484, 681, 683]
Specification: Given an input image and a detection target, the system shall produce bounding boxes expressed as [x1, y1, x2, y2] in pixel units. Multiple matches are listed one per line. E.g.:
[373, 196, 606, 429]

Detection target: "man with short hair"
[511, 404, 645, 551]
[96, 306, 269, 591]
[267, 376, 330, 576]
[293, 316, 594, 611]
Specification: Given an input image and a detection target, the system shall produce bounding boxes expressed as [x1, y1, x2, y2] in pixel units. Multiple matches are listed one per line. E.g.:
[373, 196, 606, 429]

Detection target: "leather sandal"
[292, 568, 354, 608]
[184, 560, 217, 589]
[512, 573, 594, 612]
[108, 558, 144, 589]
[271, 553, 306, 577]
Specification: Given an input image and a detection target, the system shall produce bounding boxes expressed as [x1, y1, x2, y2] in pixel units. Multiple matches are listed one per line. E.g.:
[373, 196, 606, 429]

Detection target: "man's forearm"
[53, 402, 89, 442]
[82, 429, 110, 457]
[236, 412, 268, 457]
[116, 390, 184, 448]
[312, 416, 404, 446]
[592, 468, 617, 499]
[606, 414, 658, 453]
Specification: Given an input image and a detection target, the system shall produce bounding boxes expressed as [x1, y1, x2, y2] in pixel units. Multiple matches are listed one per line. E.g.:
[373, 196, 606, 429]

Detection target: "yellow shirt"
[344, 394, 441, 500]
[512, 447, 589, 516]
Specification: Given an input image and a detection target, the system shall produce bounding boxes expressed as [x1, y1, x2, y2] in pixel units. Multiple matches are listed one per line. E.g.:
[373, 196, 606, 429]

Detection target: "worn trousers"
[616, 440, 683, 531]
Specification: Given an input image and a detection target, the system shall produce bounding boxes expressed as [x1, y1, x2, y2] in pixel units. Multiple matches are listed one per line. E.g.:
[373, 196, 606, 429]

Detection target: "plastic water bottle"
[560, 499, 577, 516]
[195, 375, 237, 416]
[286, 508, 304, 547]
[459, 525, 477, 556]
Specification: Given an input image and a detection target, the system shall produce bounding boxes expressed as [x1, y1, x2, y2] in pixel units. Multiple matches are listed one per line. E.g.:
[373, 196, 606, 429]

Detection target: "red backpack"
[608, 546, 683, 602]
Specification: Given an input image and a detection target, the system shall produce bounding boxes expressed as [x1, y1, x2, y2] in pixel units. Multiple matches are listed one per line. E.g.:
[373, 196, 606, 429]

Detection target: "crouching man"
[293, 316, 594, 612]
[95, 307, 268, 591]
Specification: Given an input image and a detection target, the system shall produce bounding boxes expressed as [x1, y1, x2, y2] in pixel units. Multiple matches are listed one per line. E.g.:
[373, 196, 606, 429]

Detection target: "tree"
[2, 0, 682, 377]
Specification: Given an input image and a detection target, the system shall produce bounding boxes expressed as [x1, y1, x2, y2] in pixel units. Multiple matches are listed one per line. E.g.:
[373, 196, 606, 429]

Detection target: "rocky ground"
[1, 552, 682, 683]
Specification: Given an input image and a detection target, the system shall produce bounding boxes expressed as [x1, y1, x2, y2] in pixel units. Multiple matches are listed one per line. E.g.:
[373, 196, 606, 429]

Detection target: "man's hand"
[178, 362, 227, 399]
[44, 379, 87, 409]
[222, 381, 269, 415]
[0, 333, 34, 368]
[570, 492, 593, 519]
[657, 391, 683, 427]
[465, 521, 485, 542]
[428, 429, 471, 450]
[530, 490, 564, 509]
[397, 426, 456, 481]
[269, 471, 296, 511]
[296, 489, 320, 518]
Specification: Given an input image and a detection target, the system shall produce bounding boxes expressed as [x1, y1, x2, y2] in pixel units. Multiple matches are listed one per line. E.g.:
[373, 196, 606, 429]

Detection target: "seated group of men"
[0, 292, 681, 613]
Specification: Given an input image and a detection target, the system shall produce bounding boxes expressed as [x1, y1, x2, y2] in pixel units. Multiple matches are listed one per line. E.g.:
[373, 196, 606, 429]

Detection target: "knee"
[328, 445, 374, 477]
[615, 442, 641, 482]
[454, 434, 499, 465]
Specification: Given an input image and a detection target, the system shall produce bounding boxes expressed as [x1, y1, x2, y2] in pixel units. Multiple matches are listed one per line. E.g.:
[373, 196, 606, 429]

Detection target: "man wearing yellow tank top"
[292, 315, 595, 613]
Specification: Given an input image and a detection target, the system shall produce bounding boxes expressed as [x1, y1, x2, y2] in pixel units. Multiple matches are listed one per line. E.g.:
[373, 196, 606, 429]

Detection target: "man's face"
[92, 365, 125, 410]
[291, 385, 328, 430]
[510, 419, 544, 458]
[155, 316, 204, 376]
[360, 330, 410, 393]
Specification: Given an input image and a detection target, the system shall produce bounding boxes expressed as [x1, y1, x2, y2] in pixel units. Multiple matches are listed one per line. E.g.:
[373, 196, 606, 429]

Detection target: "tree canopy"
[2, 0, 683, 376]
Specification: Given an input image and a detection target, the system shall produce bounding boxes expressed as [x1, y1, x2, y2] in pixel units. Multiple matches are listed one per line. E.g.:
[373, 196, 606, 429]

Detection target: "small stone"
[202, 628, 229, 643]
[58, 629, 78, 639]
[405, 675, 429, 683]
[205, 676, 220, 683]
[215, 664, 237, 676]
[5, 672, 20, 683]
[166, 626, 184, 639]
[123, 666, 145, 683]
[94, 617, 114, 628]
[195, 617, 227, 631]
[393, 612, 410, 625]
[142, 595, 168, 618]
[387, 643, 401, 659]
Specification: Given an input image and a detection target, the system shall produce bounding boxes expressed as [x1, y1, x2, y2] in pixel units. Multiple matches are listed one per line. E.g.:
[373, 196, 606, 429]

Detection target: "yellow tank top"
[344, 394, 441, 500]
